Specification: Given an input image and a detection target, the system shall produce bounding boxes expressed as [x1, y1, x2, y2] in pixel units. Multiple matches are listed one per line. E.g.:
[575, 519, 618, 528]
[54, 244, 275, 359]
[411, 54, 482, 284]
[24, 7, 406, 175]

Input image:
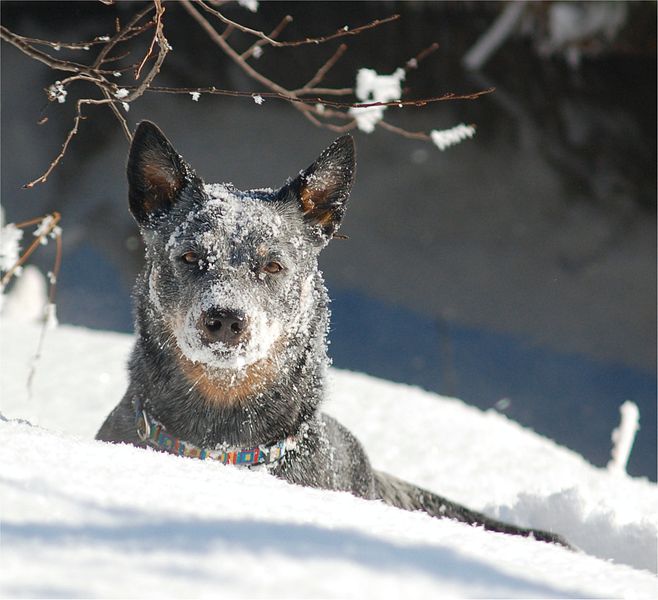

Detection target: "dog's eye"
[262, 261, 283, 274]
[181, 251, 200, 264]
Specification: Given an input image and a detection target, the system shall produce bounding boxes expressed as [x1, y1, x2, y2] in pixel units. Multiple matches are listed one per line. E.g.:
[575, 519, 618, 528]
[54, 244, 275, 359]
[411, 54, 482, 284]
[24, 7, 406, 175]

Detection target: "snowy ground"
[1, 320, 656, 599]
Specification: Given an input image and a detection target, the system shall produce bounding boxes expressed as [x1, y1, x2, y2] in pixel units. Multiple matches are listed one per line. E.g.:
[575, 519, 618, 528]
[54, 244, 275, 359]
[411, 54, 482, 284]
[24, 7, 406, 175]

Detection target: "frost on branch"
[349, 68, 405, 133]
[430, 124, 476, 151]
[47, 81, 67, 104]
[33, 215, 62, 245]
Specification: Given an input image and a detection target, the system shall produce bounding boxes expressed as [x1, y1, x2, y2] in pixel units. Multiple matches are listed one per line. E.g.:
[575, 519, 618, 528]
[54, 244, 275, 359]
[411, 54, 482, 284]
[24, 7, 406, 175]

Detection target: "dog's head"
[127, 121, 355, 387]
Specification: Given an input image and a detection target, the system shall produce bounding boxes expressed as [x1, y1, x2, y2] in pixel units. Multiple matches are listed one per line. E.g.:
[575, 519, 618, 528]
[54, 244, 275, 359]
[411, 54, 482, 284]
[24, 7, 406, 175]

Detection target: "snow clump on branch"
[33, 215, 62, 245]
[349, 68, 405, 133]
[607, 400, 640, 476]
[237, 0, 258, 13]
[430, 124, 476, 151]
[47, 81, 67, 104]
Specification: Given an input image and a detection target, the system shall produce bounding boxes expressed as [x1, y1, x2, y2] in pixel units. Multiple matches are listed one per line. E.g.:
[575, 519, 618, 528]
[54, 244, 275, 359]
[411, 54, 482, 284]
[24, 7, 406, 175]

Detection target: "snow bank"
[1, 321, 656, 598]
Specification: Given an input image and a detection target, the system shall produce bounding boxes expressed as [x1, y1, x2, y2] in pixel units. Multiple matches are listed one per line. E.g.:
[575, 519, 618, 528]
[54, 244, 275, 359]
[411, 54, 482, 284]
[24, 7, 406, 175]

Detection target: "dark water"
[1, 2, 656, 479]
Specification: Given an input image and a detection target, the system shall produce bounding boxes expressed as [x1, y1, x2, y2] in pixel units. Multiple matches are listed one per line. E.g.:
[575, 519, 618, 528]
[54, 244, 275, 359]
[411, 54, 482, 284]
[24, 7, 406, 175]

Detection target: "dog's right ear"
[127, 121, 199, 225]
[278, 135, 356, 241]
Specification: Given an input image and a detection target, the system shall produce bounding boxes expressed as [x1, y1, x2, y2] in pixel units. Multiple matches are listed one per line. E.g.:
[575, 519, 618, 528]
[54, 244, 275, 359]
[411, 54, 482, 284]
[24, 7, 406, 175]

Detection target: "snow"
[1, 265, 47, 322]
[47, 81, 67, 104]
[349, 68, 405, 133]
[1, 320, 656, 598]
[237, 0, 258, 13]
[32, 214, 61, 244]
[608, 400, 641, 475]
[0, 222, 22, 272]
[430, 124, 476, 151]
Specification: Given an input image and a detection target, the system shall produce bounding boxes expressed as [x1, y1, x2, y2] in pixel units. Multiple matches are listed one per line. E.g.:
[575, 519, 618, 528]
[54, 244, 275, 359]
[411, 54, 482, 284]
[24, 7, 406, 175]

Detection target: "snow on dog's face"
[127, 121, 355, 382]
[158, 185, 315, 372]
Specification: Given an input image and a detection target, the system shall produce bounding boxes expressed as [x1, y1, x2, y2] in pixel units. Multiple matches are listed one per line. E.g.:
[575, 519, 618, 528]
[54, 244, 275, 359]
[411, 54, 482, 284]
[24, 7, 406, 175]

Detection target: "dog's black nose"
[201, 309, 248, 346]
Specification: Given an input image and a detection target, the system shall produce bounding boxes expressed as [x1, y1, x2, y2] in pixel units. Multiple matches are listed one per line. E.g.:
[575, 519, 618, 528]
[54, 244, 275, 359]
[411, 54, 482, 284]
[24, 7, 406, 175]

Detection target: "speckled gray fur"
[97, 121, 569, 547]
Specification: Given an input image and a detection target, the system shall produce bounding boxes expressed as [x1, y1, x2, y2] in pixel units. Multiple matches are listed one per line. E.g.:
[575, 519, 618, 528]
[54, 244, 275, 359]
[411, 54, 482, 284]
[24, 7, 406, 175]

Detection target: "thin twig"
[181, 0, 290, 96]
[404, 42, 440, 72]
[24, 217, 63, 401]
[195, 0, 400, 48]
[134, 0, 165, 79]
[23, 98, 114, 188]
[1, 212, 62, 286]
[296, 43, 348, 93]
[241, 15, 293, 60]
[124, 0, 169, 102]
[48, 227, 63, 305]
[143, 84, 495, 110]
[15, 34, 114, 51]
[0, 26, 95, 74]
[378, 120, 431, 141]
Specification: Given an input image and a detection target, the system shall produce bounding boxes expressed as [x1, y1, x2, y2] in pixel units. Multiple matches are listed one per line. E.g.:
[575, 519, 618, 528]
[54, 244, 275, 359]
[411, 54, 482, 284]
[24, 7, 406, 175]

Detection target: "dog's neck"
[128, 286, 329, 448]
[134, 394, 305, 467]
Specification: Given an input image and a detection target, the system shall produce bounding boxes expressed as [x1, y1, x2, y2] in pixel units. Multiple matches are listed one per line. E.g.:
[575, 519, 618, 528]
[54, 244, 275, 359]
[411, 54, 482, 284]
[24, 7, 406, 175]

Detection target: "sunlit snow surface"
[1, 321, 656, 598]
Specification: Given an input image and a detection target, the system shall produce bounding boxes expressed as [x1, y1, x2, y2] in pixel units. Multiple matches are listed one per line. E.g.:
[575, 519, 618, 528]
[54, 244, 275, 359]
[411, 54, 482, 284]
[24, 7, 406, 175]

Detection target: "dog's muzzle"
[199, 308, 249, 346]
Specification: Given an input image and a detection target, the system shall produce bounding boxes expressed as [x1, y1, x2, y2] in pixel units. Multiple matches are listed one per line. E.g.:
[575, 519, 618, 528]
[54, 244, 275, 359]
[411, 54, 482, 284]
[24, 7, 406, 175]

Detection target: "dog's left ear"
[281, 136, 355, 239]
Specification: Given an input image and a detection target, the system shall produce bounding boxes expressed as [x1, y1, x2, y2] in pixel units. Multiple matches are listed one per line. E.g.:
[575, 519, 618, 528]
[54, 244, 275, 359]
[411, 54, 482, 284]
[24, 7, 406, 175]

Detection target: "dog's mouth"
[202, 341, 253, 370]
[173, 306, 283, 372]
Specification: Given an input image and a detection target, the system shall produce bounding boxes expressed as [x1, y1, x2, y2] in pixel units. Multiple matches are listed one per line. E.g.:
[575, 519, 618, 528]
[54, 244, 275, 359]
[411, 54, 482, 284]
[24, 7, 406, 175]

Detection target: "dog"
[97, 121, 568, 547]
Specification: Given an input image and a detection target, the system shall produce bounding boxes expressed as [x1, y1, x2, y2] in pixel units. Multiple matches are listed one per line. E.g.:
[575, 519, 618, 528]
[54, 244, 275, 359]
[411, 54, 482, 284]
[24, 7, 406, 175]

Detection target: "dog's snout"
[201, 309, 248, 345]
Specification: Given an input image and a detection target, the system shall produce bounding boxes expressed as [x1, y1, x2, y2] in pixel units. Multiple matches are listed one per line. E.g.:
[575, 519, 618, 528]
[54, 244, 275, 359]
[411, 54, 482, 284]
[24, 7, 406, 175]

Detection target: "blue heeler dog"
[97, 121, 568, 546]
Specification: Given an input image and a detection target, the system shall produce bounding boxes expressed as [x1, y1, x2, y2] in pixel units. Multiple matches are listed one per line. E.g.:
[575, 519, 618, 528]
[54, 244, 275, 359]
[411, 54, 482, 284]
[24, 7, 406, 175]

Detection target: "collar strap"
[135, 401, 297, 467]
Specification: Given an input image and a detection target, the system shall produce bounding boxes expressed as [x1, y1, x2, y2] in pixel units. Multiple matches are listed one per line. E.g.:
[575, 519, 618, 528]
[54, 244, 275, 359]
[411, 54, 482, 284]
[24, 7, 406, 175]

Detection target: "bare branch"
[378, 120, 431, 141]
[142, 84, 495, 110]
[180, 0, 290, 96]
[241, 15, 293, 60]
[23, 98, 114, 188]
[0, 212, 62, 287]
[134, 0, 165, 80]
[404, 42, 440, 72]
[296, 44, 348, 94]
[1, 26, 93, 74]
[195, 0, 400, 48]
[1, 1, 492, 188]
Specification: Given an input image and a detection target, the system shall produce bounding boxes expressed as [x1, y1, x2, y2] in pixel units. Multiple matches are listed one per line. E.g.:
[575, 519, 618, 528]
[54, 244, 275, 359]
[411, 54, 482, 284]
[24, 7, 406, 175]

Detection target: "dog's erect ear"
[281, 136, 355, 239]
[127, 121, 199, 225]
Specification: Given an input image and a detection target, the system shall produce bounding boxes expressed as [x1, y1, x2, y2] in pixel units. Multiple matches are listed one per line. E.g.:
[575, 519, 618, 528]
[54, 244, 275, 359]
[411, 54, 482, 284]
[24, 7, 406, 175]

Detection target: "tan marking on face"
[177, 337, 285, 407]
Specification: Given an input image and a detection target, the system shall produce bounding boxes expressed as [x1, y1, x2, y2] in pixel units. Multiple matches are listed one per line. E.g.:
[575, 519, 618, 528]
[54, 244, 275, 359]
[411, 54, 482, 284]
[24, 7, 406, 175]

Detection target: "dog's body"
[98, 121, 567, 546]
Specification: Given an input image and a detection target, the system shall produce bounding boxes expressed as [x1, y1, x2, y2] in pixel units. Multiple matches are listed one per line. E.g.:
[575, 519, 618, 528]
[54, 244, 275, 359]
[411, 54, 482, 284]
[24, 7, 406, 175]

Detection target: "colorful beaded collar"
[135, 399, 298, 467]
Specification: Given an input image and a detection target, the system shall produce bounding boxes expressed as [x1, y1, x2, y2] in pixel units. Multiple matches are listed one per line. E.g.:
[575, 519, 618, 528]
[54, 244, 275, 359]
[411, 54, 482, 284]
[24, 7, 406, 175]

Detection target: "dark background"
[1, 1, 656, 479]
